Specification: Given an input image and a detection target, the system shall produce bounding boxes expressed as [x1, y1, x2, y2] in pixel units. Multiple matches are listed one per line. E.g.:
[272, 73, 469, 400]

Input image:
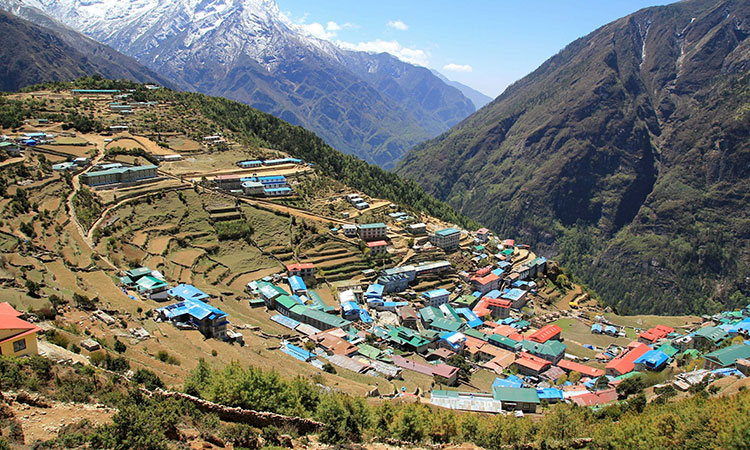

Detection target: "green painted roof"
[704, 345, 750, 367]
[656, 343, 679, 358]
[429, 318, 463, 332]
[492, 386, 540, 403]
[359, 223, 386, 229]
[276, 295, 299, 311]
[126, 267, 152, 278]
[301, 307, 350, 329]
[419, 306, 442, 323]
[357, 344, 382, 359]
[82, 164, 157, 178]
[436, 228, 460, 236]
[489, 334, 519, 349]
[136, 275, 167, 290]
[694, 326, 729, 343]
[454, 295, 478, 307]
[463, 328, 489, 341]
[520, 340, 566, 358]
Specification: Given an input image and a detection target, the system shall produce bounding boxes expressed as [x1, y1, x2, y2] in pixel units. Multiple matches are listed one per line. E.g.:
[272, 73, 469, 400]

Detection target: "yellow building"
[0, 302, 40, 357]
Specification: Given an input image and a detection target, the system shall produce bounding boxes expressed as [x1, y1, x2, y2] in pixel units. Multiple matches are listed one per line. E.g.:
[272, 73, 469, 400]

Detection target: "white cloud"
[387, 20, 409, 31]
[338, 39, 429, 67]
[443, 63, 473, 73]
[298, 22, 337, 40]
[326, 21, 342, 31]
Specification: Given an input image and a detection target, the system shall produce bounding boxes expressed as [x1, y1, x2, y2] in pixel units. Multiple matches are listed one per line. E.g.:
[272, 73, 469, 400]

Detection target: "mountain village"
[1, 86, 749, 436]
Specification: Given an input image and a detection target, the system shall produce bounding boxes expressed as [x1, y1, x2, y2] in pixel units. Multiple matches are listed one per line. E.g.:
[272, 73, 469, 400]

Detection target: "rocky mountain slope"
[10, 0, 475, 168]
[397, 0, 750, 314]
[0, 8, 172, 91]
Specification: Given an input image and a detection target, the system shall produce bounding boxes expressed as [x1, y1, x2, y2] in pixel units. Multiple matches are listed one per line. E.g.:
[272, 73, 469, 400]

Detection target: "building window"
[13, 338, 26, 353]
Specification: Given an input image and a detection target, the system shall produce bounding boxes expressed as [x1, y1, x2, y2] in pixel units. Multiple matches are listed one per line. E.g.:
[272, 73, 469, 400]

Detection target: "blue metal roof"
[167, 283, 209, 302]
[271, 314, 301, 330]
[289, 275, 307, 293]
[492, 375, 523, 389]
[537, 388, 564, 400]
[365, 283, 384, 298]
[501, 288, 525, 302]
[423, 288, 450, 298]
[591, 324, 603, 333]
[157, 298, 227, 321]
[634, 350, 670, 368]
[456, 307, 483, 328]
[485, 289, 502, 299]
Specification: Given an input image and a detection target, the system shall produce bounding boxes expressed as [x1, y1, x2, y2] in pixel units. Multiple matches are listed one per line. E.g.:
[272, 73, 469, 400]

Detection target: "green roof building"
[520, 340, 566, 364]
[491, 386, 540, 413]
[704, 345, 750, 370]
[693, 326, 729, 350]
[488, 334, 521, 352]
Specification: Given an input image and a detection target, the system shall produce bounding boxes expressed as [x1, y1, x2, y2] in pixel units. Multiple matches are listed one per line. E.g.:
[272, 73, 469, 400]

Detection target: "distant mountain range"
[0, 6, 172, 91]
[397, 0, 750, 315]
[431, 69, 493, 109]
[3, 0, 478, 168]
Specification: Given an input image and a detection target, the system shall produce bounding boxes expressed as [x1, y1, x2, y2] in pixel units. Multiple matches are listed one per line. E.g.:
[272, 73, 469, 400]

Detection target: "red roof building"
[392, 355, 459, 385]
[638, 324, 676, 344]
[528, 324, 562, 343]
[471, 273, 500, 295]
[473, 297, 511, 319]
[0, 303, 40, 357]
[557, 359, 605, 378]
[605, 342, 652, 376]
[513, 353, 552, 376]
[286, 263, 315, 277]
[570, 389, 618, 407]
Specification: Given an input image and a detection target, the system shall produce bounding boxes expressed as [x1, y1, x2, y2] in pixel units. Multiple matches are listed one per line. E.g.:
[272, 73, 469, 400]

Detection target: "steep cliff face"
[397, 0, 750, 314]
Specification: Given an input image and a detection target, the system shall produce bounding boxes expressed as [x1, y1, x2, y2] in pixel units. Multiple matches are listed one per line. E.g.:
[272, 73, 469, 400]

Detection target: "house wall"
[0, 333, 38, 357]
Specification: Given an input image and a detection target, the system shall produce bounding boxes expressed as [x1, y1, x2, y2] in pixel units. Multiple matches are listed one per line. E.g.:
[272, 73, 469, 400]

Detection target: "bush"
[46, 330, 69, 349]
[113, 338, 127, 354]
[132, 369, 165, 390]
[156, 350, 180, 365]
[222, 424, 261, 450]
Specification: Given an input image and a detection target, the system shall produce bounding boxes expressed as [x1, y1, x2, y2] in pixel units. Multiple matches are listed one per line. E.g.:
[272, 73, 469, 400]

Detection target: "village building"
[430, 390, 504, 413]
[471, 272, 501, 295]
[638, 324, 675, 344]
[155, 298, 228, 340]
[422, 288, 450, 306]
[0, 303, 40, 357]
[358, 223, 387, 241]
[80, 165, 158, 187]
[286, 263, 315, 278]
[167, 284, 210, 303]
[633, 350, 671, 371]
[520, 339, 566, 364]
[476, 228, 490, 242]
[392, 355, 459, 385]
[605, 342, 652, 376]
[491, 386, 540, 413]
[692, 326, 729, 351]
[408, 223, 427, 235]
[703, 345, 750, 370]
[342, 224, 358, 237]
[366, 240, 388, 256]
[528, 324, 563, 343]
[430, 228, 461, 251]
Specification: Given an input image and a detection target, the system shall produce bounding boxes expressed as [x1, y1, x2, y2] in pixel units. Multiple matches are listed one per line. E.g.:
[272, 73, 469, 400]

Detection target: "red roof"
[286, 263, 315, 271]
[0, 302, 22, 317]
[514, 354, 552, 372]
[472, 273, 500, 285]
[570, 389, 618, 407]
[503, 239, 515, 247]
[639, 325, 675, 342]
[605, 342, 651, 376]
[557, 359, 605, 378]
[366, 240, 388, 247]
[473, 266, 493, 277]
[0, 310, 40, 345]
[485, 297, 512, 309]
[528, 324, 562, 343]
[655, 324, 675, 334]
[477, 228, 489, 234]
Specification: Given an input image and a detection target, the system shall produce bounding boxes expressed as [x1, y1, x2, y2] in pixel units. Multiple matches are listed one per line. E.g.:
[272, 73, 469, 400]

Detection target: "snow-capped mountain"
[8, 0, 475, 167]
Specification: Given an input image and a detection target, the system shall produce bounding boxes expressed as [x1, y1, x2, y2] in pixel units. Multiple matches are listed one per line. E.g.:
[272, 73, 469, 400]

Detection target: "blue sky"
[277, 0, 680, 98]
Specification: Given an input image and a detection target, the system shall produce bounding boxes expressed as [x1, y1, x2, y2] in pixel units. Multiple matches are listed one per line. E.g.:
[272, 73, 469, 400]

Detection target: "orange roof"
[485, 297, 512, 308]
[0, 312, 40, 345]
[473, 266, 493, 277]
[605, 342, 651, 375]
[514, 354, 551, 372]
[487, 324, 517, 337]
[366, 240, 388, 247]
[528, 324, 562, 343]
[557, 359, 605, 378]
[472, 273, 500, 285]
[0, 303, 22, 317]
[464, 335, 488, 352]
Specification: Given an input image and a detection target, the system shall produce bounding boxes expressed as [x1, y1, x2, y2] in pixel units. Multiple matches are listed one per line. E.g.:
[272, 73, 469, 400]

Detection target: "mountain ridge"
[397, 0, 750, 314]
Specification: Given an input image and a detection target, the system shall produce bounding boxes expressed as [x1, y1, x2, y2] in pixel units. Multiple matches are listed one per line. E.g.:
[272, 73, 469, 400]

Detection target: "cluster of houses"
[119, 267, 235, 341]
[236, 157, 304, 168]
[214, 174, 293, 197]
[344, 193, 370, 210]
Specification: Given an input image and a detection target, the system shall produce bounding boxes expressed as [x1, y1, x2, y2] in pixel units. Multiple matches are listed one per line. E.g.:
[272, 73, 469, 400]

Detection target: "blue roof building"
[536, 388, 564, 403]
[365, 283, 384, 300]
[156, 298, 228, 339]
[288, 275, 307, 294]
[422, 288, 450, 306]
[167, 284, 209, 302]
[634, 350, 670, 371]
[456, 307, 484, 328]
